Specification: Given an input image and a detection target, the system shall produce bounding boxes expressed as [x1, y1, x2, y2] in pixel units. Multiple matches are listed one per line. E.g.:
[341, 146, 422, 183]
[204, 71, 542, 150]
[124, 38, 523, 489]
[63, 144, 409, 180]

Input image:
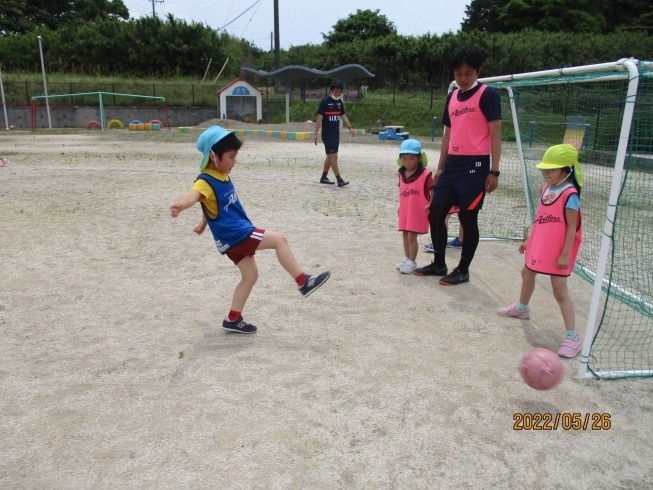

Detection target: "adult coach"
[414, 45, 502, 285]
[313, 80, 356, 187]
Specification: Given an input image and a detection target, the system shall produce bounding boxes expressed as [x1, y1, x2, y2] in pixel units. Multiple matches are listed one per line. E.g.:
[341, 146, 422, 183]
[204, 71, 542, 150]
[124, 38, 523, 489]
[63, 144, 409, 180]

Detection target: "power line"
[240, 0, 265, 37]
[221, 0, 262, 30]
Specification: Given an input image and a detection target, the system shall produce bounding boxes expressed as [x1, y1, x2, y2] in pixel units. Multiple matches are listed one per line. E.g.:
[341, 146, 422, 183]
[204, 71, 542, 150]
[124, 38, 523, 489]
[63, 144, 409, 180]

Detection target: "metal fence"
[3, 80, 450, 124]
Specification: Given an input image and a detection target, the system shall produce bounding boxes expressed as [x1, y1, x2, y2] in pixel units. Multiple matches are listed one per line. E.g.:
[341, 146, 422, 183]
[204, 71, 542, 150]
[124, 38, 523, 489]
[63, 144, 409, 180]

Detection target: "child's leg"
[406, 232, 418, 261]
[498, 266, 536, 318]
[402, 231, 410, 258]
[519, 266, 537, 305]
[256, 230, 303, 278]
[458, 224, 464, 242]
[550, 276, 576, 332]
[231, 256, 258, 312]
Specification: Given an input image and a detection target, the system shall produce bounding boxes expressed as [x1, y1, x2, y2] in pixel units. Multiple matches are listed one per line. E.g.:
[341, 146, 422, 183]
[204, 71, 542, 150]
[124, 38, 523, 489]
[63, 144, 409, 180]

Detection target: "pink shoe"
[497, 303, 530, 319]
[558, 336, 581, 358]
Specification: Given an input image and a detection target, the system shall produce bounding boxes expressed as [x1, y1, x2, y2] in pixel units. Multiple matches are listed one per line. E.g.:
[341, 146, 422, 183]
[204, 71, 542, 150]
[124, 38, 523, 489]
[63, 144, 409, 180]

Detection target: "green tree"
[462, 0, 651, 34]
[322, 9, 396, 46]
[461, 0, 510, 32]
[0, 0, 129, 35]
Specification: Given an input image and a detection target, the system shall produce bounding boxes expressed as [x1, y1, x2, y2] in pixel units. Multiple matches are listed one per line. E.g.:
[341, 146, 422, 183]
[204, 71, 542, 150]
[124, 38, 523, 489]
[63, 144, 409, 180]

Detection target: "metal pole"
[99, 93, 105, 132]
[507, 87, 534, 227]
[273, 0, 280, 90]
[0, 67, 9, 130]
[285, 85, 290, 124]
[577, 60, 641, 380]
[37, 36, 52, 129]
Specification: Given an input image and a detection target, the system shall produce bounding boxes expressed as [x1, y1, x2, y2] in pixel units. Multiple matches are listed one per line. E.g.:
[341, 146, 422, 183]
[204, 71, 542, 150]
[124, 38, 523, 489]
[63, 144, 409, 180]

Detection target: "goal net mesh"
[469, 66, 653, 378]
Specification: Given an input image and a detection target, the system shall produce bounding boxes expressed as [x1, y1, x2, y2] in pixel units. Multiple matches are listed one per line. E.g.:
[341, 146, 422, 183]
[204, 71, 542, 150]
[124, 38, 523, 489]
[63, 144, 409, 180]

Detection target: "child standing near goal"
[396, 139, 434, 274]
[498, 144, 584, 358]
[170, 126, 331, 334]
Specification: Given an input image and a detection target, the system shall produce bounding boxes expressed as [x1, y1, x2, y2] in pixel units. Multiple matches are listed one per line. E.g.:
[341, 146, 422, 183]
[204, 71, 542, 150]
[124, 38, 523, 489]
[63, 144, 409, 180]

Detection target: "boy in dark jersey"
[413, 45, 502, 285]
[314, 80, 356, 187]
[170, 126, 330, 334]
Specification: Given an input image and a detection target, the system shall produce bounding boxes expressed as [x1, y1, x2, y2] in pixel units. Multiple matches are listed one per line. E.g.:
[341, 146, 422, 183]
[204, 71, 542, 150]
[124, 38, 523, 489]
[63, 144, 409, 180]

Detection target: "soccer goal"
[30, 91, 171, 132]
[470, 59, 653, 380]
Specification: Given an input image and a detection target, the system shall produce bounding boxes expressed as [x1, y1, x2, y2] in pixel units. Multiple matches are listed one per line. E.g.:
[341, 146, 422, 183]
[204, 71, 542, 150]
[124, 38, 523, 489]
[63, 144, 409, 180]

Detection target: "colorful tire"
[149, 119, 163, 127]
[86, 120, 101, 130]
[107, 119, 124, 129]
[130, 119, 142, 125]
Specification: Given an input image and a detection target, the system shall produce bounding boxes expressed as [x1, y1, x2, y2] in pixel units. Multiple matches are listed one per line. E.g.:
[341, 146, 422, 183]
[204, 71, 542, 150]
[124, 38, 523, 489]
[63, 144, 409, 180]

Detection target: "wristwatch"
[489, 170, 500, 177]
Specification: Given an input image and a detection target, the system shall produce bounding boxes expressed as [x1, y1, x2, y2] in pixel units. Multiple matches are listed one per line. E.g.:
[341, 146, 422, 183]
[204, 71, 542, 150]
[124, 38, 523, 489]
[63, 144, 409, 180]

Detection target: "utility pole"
[273, 0, 280, 90]
[152, 0, 164, 17]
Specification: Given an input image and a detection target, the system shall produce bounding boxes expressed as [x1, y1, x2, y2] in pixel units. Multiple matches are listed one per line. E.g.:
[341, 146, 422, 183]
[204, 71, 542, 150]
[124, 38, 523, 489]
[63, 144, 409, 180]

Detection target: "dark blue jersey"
[317, 96, 346, 141]
[441, 83, 501, 128]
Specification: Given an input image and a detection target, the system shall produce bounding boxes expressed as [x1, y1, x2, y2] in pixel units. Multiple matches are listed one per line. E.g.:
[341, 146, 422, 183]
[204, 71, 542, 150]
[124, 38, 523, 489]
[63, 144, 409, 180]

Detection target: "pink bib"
[398, 168, 431, 234]
[448, 85, 491, 156]
[525, 185, 582, 276]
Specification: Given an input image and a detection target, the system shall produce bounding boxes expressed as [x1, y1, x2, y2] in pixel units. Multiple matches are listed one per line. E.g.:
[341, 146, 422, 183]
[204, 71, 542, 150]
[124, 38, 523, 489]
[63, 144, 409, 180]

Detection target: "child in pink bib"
[498, 144, 585, 359]
[396, 139, 434, 274]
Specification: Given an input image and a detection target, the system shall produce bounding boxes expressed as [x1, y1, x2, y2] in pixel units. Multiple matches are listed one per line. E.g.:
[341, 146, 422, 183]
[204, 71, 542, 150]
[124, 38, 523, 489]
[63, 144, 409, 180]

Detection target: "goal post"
[475, 59, 653, 380]
[30, 91, 171, 131]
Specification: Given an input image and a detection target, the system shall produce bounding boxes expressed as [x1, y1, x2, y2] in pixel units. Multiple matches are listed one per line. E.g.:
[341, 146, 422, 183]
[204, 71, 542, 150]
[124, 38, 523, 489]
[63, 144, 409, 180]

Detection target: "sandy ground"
[1, 128, 653, 489]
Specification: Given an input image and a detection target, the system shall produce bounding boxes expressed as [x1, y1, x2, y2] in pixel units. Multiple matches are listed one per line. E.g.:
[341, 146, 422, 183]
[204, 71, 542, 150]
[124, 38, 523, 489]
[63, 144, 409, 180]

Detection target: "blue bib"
[196, 174, 255, 254]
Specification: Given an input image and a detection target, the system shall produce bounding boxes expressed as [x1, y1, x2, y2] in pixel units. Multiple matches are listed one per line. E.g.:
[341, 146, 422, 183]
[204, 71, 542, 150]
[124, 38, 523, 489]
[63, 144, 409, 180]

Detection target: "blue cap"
[397, 139, 428, 167]
[197, 126, 237, 171]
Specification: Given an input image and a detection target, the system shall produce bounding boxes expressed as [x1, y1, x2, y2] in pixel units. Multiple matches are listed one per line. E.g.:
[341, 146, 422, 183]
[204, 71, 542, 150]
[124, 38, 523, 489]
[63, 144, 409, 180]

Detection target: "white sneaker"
[396, 257, 409, 270]
[399, 260, 417, 274]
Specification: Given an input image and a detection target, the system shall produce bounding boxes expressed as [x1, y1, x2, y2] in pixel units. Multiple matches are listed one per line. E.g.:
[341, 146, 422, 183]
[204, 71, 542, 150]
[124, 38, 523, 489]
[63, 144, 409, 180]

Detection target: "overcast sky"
[122, 0, 468, 50]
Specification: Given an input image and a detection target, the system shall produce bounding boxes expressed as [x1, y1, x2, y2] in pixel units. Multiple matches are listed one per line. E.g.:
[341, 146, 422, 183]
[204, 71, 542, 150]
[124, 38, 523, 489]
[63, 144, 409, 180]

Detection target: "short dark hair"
[211, 133, 242, 158]
[330, 80, 344, 91]
[450, 45, 485, 71]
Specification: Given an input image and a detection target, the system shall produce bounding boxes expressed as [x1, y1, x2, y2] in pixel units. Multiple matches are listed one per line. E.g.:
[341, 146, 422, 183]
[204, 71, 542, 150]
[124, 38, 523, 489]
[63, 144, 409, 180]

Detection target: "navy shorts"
[432, 156, 490, 211]
[323, 135, 339, 154]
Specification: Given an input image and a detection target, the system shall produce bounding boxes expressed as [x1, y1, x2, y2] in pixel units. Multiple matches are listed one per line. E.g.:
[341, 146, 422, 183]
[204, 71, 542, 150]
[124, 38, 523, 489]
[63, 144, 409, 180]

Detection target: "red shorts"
[226, 229, 265, 264]
[448, 206, 460, 214]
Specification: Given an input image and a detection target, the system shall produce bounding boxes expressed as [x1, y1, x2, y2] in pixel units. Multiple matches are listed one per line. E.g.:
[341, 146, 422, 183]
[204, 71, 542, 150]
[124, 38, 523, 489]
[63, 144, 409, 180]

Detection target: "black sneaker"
[299, 271, 331, 297]
[439, 267, 470, 285]
[222, 316, 257, 333]
[337, 179, 349, 187]
[320, 176, 335, 184]
[413, 262, 448, 276]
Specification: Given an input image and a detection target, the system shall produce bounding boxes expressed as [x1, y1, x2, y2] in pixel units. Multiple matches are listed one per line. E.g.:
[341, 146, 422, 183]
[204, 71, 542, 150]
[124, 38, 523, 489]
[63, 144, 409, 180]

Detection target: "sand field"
[1, 128, 652, 488]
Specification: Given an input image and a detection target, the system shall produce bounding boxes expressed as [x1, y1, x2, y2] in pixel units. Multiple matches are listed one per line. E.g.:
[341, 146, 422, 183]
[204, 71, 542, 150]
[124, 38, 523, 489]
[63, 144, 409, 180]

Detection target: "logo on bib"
[534, 214, 561, 225]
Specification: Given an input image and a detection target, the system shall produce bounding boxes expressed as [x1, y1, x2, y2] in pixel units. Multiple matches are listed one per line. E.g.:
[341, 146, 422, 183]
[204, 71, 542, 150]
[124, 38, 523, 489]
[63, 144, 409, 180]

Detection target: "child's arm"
[485, 120, 502, 193]
[556, 208, 579, 269]
[313, 115, 323, 144]
[424, 187, 434, 211]
[341, 115, 355, 137]
[170, 190, 201, 217]
[193, 214, 207, 235]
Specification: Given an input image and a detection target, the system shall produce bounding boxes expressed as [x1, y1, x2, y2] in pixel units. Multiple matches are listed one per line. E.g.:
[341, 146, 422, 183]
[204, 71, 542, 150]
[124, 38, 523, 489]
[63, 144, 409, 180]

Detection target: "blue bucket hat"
[197, 126, 237, 171]
[397, 139, 428, 167]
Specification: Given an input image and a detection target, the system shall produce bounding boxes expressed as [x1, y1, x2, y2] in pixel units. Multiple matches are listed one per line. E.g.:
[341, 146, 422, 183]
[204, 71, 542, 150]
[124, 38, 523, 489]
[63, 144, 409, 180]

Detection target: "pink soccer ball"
[520, 348, 563, 390]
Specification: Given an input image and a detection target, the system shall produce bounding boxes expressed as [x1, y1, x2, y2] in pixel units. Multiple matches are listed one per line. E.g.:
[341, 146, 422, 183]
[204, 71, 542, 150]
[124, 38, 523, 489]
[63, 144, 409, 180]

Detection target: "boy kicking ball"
[170, 126, 330, 333]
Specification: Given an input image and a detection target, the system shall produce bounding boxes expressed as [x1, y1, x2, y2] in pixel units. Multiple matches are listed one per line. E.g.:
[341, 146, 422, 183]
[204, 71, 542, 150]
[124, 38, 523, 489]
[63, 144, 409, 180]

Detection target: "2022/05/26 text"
[513, 413, 611, 430]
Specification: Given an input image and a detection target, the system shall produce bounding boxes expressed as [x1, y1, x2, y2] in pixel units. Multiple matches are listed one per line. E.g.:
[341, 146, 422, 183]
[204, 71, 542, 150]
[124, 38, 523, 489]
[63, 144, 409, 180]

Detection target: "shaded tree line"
[0, 5, 651, 84]
[0, 14, 261, 78]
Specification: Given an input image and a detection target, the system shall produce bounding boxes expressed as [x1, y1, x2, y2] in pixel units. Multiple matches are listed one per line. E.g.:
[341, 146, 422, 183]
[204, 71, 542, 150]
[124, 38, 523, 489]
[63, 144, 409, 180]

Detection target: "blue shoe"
[447, 237, 463, 248]
[299, 271, 331, 297]
[423, 243, 434, 252]
[222, 316, 257, 334]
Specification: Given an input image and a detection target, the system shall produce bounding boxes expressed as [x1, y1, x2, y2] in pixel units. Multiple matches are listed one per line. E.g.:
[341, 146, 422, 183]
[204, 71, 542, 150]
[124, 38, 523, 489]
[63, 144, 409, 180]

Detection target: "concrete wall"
[2, 106, 219, 129]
